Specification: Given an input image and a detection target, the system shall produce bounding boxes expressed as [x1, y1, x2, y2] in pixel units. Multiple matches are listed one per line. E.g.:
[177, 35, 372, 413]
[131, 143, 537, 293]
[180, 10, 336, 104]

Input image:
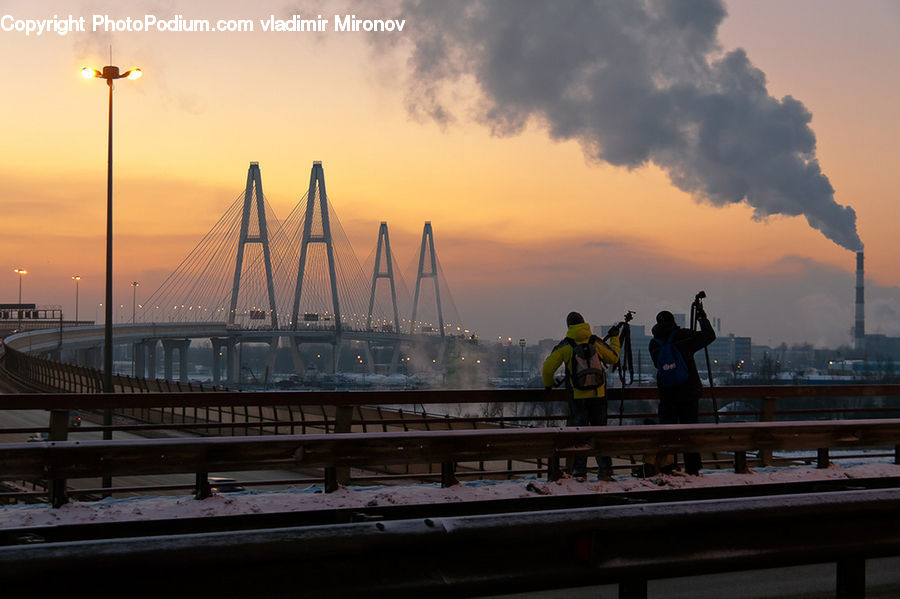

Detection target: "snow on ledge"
[2, 462, 898, 530]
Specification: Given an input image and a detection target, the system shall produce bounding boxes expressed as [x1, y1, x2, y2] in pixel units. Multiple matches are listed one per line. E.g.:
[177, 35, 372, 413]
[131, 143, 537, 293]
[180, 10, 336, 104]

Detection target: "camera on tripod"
[692, 290, 706, 307]
[690, 291, 709, 329]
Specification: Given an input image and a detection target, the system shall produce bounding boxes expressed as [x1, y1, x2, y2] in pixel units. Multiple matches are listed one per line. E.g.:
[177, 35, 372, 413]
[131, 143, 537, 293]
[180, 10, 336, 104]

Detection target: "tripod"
[690, 291, 719, 424]
[604, 310, 635, 425]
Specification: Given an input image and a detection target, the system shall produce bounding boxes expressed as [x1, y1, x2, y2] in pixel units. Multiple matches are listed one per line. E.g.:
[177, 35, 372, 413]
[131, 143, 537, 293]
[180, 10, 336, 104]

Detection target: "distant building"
[537, 338, 558, 355]
[783, 345, 815, 372]
[707, 334, 752, 373]
[0, 303, 77, 336]
[751, 344, 776, 363]
[864, 334, 900, 360]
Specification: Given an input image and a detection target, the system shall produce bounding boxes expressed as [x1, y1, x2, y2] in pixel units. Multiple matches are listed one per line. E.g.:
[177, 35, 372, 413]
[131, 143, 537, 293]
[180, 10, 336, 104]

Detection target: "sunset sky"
[1, 0, 898, 349]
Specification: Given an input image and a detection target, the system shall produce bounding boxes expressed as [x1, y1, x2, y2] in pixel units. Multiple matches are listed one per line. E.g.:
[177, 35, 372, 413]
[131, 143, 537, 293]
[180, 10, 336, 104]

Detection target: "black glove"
[607, 324, 621, 337]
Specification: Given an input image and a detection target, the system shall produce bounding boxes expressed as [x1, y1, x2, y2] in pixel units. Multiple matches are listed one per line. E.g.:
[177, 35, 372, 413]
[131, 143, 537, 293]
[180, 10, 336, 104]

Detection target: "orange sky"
[1, 0, 898, 346]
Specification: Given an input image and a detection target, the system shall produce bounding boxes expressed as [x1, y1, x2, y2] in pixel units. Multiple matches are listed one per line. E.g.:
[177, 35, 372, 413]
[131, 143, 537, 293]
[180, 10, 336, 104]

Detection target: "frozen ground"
[2, 460, 898, 530]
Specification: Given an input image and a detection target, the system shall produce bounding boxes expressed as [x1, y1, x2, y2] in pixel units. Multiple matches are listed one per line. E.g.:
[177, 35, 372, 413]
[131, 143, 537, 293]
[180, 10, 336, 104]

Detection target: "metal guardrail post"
[325, 406, 354, 492]
[48, 409, 69, 508]
[836, 557, 865, 599]
[547, 455, 562, 482]
[194, 471, 210, 500]
[619, 579, 648, 599]
[102, 407, 113, 495]
[324, 469, 338, 492]
[817, 448, 830, 469]
[760, 396, 777, 466]
[48, 409, 69, 441]
[734, 450, 748, 474]
[441, 462, 458, 487]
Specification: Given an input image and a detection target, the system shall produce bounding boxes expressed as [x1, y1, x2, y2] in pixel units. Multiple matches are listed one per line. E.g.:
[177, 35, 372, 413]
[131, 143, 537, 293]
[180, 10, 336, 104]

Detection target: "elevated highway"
[3, 323, 435, 385]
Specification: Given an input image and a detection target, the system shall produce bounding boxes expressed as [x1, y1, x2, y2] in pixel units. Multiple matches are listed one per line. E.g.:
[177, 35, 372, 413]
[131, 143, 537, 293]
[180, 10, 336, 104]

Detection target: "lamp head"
[82, 66, 142, 81]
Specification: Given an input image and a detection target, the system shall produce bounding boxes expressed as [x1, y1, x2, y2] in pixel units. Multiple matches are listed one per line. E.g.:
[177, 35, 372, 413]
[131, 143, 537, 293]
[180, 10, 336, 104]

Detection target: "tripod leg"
[704, 345, 719, 424]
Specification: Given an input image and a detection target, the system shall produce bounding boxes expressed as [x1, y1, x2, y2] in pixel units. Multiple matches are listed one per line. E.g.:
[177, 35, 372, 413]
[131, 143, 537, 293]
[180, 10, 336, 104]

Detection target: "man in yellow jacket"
[541, 311, 621, 481]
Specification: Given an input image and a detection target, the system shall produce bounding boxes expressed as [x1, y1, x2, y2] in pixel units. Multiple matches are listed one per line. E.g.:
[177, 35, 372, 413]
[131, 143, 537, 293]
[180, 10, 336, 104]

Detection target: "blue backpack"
[653, 331, 689, 387]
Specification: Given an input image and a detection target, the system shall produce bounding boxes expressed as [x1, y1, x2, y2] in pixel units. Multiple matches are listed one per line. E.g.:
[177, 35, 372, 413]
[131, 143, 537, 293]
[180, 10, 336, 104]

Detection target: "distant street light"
[81, 63, 142, 394]
[131, 281, 139, 324]
[13, 268, 27, 303]
[519, 338, 526, 387]
[72, 276, 81, 323]
[13, 268, 27, 328]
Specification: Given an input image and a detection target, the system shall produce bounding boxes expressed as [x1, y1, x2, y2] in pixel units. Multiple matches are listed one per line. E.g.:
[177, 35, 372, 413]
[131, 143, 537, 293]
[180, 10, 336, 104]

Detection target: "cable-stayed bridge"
[35, 162, 470, 385]
[140, 161, 462, 333]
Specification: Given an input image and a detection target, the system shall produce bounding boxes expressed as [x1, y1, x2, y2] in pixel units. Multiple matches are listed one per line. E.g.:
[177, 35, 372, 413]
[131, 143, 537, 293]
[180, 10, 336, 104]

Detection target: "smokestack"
[855, 251, 865, 350]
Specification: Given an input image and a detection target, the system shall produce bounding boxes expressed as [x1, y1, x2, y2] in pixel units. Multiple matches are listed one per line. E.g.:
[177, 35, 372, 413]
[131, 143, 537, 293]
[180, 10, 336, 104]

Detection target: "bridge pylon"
[228, 162, 279, 328]
[409, 222, 445, 338]
[367, 222, 401, 332]
[291, 161, 342, 372]
[291, 162, 343, 332]
[367, 222, 402, 372]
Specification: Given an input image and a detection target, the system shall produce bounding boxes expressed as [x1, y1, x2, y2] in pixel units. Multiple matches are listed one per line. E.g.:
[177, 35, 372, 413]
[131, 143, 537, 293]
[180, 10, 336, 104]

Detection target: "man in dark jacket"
[648, 308, 716, 475]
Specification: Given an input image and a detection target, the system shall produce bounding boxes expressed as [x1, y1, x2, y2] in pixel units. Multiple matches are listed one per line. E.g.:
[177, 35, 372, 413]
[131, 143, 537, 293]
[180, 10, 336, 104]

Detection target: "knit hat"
[566, 311, 584, 326]
[656, 310, 676, 327]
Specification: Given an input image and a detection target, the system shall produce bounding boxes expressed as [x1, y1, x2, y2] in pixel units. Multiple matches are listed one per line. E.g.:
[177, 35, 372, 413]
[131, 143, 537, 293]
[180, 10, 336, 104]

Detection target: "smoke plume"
[398, 0, 863, 251]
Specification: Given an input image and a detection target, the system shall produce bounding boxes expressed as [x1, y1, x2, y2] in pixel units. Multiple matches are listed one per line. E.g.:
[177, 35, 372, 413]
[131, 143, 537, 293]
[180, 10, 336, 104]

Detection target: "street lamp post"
[81, 63, 141, 394]
[131, 281, 139, 324]
[131, 281, 139, 377]
[83, 63, 141, 495]
[13, 268, 27, 303]
[72, 276, 81, 323]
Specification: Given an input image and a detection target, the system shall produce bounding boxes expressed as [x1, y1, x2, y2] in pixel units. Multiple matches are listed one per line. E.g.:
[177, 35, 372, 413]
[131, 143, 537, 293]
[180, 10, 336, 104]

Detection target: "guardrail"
[3, 419, 899, 507]
[3, 407, 900, 597]
[3, 488, 896, 598]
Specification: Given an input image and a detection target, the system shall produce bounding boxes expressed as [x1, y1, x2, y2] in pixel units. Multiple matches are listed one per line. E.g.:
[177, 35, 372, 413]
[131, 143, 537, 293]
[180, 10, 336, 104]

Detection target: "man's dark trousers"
[569, 397, 613, 478]
[658, 394, 702, 475]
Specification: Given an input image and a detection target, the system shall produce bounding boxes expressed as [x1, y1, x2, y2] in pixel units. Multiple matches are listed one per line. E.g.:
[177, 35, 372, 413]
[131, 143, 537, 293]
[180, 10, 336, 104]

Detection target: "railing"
[1, 345, 226, 393]
[3, 418, 900, 507]
[2, 384, 898, 502]
[2, 385, 899, 435]
[2, 384, 898, 410]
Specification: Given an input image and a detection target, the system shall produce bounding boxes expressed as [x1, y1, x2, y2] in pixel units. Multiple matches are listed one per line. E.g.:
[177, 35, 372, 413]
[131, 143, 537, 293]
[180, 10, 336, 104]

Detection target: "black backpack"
[564, 336, 607, 391]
